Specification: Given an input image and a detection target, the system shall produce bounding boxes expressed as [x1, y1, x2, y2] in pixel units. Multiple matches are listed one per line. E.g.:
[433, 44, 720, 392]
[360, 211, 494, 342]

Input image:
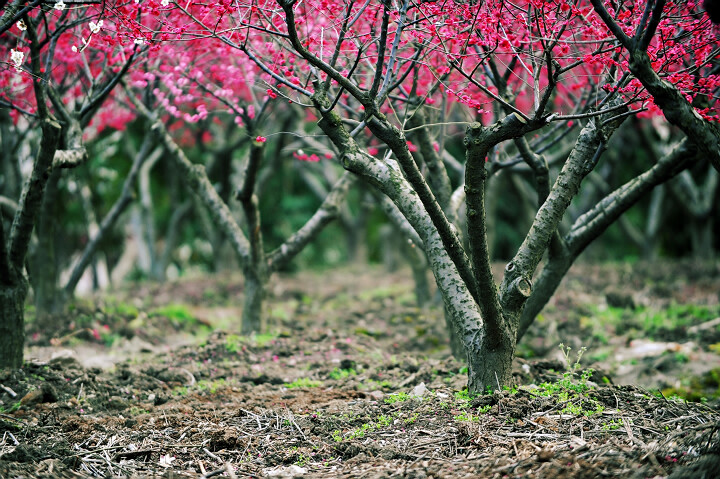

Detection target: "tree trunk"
[402, 242, 431, 307]
[0, 280, 28, 369]
[32, 169, 63, 317]
[466, 335, 516, 394]
[241, 268, 266, 334]
[691, 218, 714, 260]
[517, 252, 572, 340]
[444, 307, 466, 360]
[642, 185, 664, 260]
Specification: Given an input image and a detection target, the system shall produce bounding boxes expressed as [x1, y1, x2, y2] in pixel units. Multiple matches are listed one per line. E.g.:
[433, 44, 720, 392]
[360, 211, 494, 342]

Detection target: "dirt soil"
[1, 261, 720, 478]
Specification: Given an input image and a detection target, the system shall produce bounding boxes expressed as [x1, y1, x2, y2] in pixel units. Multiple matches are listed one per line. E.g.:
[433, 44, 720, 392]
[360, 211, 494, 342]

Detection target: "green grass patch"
[285, 378, 322, 389]
[254, 332, 279, 347]
[104, 299, 140, 318]
[384, 392, 410, 404]
[586, 303, 720, 339]
[151, 304, 197, 324]
[329, 368, 357, 380]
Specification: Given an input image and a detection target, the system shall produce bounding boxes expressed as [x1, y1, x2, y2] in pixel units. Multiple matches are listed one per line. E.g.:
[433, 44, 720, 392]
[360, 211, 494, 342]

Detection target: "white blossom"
[17, 20, 27, 31]
[89, 20, 103, 34]
[53, 0, 65, 10]
[134, 38, 145, 45]
[10, 49, 24, 72]
[71, 45, 78, 53]
[158, 454, 175, 468]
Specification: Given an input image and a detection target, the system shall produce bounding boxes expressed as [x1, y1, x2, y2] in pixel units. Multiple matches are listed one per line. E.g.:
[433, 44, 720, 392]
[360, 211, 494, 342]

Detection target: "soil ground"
[1, 260, 720, 478]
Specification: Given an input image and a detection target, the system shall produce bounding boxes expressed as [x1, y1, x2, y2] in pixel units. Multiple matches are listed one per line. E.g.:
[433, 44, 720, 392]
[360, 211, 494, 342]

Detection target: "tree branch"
[9, 118, 61, 273]
[312, 98, 484, 356]
[126, 87, 252, 266]
[366, 112, 480, 305]
[279, 0, 366, 102]
[588, 0, 632, 49]
[268, 171, 355, 272]
[408, 108, 453, 221]
[464, 123, 505, 345]
[64, 138, 159, 295]
[567, 138, 695, 253]
[518, 138, 696, 341]
[590, 1, 720, 171]
[500, 102, 627, 313]
[370, 188, 423, 248]
[638, 0, 666, 52]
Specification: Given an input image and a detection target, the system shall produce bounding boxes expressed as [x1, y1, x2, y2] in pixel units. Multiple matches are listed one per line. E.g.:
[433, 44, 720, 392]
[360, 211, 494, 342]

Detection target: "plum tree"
[2, 1, 718, 392]
[121, 0, 715, 391]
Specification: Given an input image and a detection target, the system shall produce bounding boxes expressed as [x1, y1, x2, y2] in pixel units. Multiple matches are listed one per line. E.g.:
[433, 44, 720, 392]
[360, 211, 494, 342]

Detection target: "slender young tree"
[125, 87, 355, 333]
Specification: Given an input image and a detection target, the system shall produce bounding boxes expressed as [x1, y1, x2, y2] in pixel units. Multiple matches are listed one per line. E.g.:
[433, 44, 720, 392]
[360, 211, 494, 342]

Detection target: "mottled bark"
[500, 107, 627, 318]
[0, 282, 27, 369]
[241, 268, 265, 334]
[32, 168, 62, 316]
[465, 120, 540, 389]
[464, 123, 508, 366]
[517, 139, 696, 340]
[237, 143, 268, 333]
[365, 113, 480, 306]
[313, 95, 490, 392]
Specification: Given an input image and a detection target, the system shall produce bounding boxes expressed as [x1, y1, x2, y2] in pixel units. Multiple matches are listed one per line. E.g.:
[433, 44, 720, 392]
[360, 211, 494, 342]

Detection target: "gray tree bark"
[517, 139, 697, 340]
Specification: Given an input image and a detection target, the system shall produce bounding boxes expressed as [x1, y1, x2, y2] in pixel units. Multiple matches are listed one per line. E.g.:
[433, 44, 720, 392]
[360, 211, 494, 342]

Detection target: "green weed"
[454, 389, 477, 409]
[455, 410, 479, 422]
[225, 334, 242, 353]
[105, 300, 139, 318]
[196, 379, 227, 394]
[285, 378, 322, 389]
[254, 332, 278, 347]
[601, 418, 624, 431]
[151, 304, 197, 324]
[404, 413, 419, 424]
[0, 401, 22, 414]
[384, 392, 410, 404]
[329, 368, 357, 380]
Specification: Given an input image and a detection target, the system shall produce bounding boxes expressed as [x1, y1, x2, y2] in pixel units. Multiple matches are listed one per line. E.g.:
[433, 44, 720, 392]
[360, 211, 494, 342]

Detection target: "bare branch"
[125, 85, 253, 266]
[268, 172, 355, 272]
[64, 137, 160, 296]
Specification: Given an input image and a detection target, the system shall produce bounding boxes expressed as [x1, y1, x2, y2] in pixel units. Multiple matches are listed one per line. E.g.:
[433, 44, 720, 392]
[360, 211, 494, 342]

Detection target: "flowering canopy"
[1, 1, 141, 135]
[132, 0, 720, 124]
[3, 1, 718, 137]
